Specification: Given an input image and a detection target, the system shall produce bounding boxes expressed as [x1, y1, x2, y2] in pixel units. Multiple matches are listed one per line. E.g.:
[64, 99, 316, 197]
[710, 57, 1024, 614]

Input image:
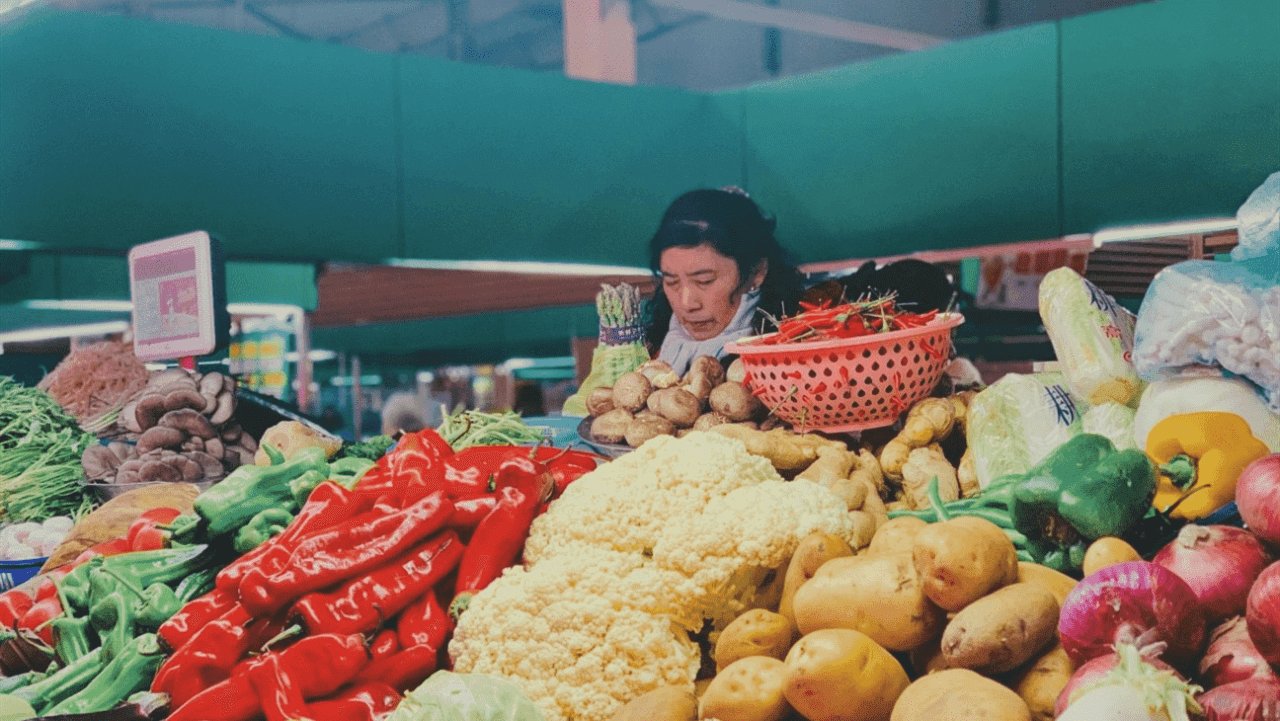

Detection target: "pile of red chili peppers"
[756, 295, 939, 345]
[154, 429, 599, 721]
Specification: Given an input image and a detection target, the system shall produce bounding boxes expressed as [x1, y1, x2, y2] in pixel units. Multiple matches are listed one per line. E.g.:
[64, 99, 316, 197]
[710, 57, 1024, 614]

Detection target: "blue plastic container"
[0, 557, 47, 591]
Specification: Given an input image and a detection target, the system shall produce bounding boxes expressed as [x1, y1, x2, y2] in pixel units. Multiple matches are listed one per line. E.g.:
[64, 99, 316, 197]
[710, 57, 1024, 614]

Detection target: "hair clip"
[719, 185, 752, 198]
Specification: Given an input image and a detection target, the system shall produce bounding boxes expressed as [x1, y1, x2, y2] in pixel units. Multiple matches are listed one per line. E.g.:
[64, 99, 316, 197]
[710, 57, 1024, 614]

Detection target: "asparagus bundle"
[562, 284, 650, 417]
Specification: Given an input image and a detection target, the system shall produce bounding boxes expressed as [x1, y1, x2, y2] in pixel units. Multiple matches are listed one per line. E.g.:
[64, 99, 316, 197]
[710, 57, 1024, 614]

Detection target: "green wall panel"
[1060, 0, 1280, 232]
[311, 304, 598, 358]
[398, 59, 742, 267]
[735, 25, 1061, 263]
[0, 10, 399, 261]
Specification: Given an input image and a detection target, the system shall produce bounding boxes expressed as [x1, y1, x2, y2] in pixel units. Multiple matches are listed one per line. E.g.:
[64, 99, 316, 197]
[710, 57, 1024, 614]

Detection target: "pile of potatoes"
[587, 357, 769, 448]
[612, 518, 1080, 721]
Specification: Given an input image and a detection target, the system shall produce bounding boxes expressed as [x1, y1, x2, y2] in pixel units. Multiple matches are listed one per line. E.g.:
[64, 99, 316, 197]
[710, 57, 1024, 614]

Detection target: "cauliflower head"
[451, 547, 701, 721]
[524, 433, 779, 563]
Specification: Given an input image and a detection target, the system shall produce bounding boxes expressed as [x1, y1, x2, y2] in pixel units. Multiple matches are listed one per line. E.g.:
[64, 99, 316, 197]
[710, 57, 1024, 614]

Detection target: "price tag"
[128, 231, 229, 361]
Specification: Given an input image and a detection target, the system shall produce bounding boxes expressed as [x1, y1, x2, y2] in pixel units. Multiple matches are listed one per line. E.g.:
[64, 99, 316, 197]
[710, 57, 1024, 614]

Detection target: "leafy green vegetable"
[438, 409, 546, 449]
[0, 377, 95, 522]
[389, 672, 545, 721]
[337, 434, 394, 461]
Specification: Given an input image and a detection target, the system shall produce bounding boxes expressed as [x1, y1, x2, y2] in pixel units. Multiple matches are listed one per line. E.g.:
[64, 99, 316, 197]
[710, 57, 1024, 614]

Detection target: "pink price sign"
[128, 231, 228, 361]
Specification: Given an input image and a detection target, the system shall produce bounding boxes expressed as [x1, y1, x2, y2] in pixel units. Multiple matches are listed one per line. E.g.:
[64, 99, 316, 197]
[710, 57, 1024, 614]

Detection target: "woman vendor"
[648, 187, 804, 375]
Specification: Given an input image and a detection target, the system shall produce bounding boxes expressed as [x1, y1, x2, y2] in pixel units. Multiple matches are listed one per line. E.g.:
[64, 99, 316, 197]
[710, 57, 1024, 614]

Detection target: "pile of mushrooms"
[82, 369, 258, 485]
[587, 357, 771, 448]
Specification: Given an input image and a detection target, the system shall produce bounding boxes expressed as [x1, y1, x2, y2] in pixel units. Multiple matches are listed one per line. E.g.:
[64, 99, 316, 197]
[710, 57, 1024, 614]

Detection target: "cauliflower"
[523, 433, 779, 562]
[453, 432, 859, 721]
[451, 548, 701, 721]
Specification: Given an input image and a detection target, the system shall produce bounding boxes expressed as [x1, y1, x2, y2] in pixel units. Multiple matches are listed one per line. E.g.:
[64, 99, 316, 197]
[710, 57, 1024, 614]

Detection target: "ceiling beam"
[645, 0, 944, 51]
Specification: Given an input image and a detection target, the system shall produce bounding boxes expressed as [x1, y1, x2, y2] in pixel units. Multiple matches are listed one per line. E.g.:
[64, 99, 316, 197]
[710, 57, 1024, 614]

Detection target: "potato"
[709, 382, 761, 422]
[647, 388, 702, 428]
[586, 387, 616, 416]
[625, 415, 675, 447]
[699, 656, 790, 721]
[779, 533, 854, 631]
[940, 582, 1059, 675]
[890, 669, 1031, 721]
[1015, 562, 1077, 607]
[1081, 536, 1141, 577]
[911, 516, 1018, 612]
[42, 483, 200, 571]
[610, 686, 696, 721]
[907, 637, 951, 677]
[639, 359, 680, 389]
[726, 358, 747, 384]
[612, 372, 654, 412]
[684, 355, 726, 400]
[1010, 644, 1074, 721]
[693, 412, 730, 431]
[866, 516, 927, 557]
[716, 609, 794, 671]
[590, 408, 634, 444]
[783, 628, 908, 721]
[792, 553, 944, 652]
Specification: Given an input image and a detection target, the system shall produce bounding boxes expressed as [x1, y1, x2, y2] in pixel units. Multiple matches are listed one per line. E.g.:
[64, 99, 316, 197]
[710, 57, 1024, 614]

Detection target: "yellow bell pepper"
[1148, 411, 1269, 519]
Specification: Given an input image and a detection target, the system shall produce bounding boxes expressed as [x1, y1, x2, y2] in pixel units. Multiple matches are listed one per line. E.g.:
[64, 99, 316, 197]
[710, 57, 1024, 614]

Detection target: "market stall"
[0, 174, 1277, 721]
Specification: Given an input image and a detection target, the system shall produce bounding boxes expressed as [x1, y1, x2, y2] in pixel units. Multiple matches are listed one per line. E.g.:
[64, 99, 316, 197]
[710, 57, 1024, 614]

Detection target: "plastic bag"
[1133, 254, 1280, 412]
[1234, 170, 1280, 261]
[966, 372, 1085, 489]
[1082, 402, 1137, 451]
[1039, 267, 1144, 407]
[390, 671, 545, 721]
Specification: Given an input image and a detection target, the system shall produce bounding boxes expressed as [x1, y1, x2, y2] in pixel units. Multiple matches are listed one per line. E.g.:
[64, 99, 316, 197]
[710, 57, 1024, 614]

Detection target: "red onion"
[1247, 561, 1280, 667]
[1238, 454, 1280, 548]
[1058, 561, 1206, 668]
[1055, 647, 1181, 717]
[1153, 524, 1273, 624]
[1199, 676, 1280, 721]
[1202, 616, 1276, 687]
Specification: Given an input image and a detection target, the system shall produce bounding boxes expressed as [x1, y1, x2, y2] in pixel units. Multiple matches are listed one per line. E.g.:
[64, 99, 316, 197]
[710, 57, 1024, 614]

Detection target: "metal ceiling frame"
[645, 0, 945, 50]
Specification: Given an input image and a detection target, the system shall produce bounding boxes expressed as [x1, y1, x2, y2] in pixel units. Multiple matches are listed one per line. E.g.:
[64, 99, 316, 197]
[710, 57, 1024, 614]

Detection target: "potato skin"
[779, 533, 854, 632]
[866, 516, 928, 557]
[792, 553, 944, 652]
[783, 628, 908, 721]
[715, 609, 794, 671]
[699, 656, 790, 721]
[940, 582, 1059, 675]
[609, 686, 696, 721]
[1010, 644, 1075, 721]
[911, 516, 1018, 612]
[890, 669, 1031, 721]
[1015, 562, 1077, 607]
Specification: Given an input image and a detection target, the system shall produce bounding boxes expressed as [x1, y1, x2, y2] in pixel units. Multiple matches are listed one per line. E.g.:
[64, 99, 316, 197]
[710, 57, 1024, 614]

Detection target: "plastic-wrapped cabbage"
[1133, 256, 1280, 413]
[389, 672, 545, 721]
[1039, 267, 1143, 407]
[1235, 170, 1280, 261]
[1082, 402, 1137, 451]
[966, 372, 1084, 488]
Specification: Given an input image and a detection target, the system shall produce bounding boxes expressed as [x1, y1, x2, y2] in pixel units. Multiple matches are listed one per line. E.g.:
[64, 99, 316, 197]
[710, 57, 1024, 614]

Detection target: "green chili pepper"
[13, 646, 104, 713]
[328, 456, 375, 489]
[194, 447, 329, 538]
[59, 562, 96, 615]
[0, 670, 45, 694]
[262, 442, 286, 465]
[173, 567, 218, 603]
[89, 591, 135, 661]
[50, 615, 94, 664]
[233, 507, 296, 554]
[44, 633, 165, 715]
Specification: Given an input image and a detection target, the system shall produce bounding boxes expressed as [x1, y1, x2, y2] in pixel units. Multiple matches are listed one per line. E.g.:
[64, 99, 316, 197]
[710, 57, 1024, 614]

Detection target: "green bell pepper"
[194, 447, 330, 538]
[44, 633, 165, 715]
[233, 507, 295, 554]
[13, 646, 104, 713]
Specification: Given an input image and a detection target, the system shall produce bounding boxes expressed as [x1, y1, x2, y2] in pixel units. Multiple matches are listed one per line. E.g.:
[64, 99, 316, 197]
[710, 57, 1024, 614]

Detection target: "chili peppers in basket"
[755, 294, 942, 345]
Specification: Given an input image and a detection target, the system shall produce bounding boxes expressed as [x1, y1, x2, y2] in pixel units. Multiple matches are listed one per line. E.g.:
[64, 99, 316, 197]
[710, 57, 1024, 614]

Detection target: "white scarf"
[658, 289, 761, 376]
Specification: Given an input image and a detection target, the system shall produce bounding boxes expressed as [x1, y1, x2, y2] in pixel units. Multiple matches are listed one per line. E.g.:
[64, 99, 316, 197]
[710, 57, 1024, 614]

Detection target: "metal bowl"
[575, 417, 632, 459]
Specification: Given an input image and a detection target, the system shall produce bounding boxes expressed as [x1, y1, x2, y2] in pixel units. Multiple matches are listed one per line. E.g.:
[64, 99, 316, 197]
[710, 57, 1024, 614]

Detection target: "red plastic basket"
[725, 313, 965, 433]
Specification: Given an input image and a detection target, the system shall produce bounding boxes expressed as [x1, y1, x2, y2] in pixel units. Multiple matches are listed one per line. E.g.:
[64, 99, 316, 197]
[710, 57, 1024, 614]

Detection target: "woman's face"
[660, 244, 763, 341]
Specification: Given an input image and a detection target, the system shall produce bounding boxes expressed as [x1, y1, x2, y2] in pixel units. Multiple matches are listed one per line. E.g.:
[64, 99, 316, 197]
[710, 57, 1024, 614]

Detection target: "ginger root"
[881, 397, 961, 481]
[958, 448, 980, 498]
[901, 445, 960, 510]
[711, 425, 823, 472]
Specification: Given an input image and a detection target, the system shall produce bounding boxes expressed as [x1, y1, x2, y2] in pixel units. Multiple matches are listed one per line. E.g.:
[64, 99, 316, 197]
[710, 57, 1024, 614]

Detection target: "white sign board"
[128, 231, 226, 361]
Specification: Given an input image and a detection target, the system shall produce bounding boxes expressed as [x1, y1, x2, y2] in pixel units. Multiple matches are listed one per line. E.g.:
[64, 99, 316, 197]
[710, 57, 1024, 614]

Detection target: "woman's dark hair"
[647, 188, 804, 345]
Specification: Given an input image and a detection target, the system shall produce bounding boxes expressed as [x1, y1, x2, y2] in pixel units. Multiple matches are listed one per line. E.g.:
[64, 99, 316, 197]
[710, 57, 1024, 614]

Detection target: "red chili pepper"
[216, 481, 367, 594]
[238, 490, 454, 617]
[369, 628, 400, 660]
[0, 589, 34, 628]
[357, 429, 453, 507]
[396, 589, 451, 652]
[158, 588, 238, 651]
[450, 496, 498, 529]
[306, 682, 401, 721]
[291, 531, 463, 636]
[127, 507, 182, 549]
[449, 484, 539, 620]
[538, 449, 600, 498]
[442, 446, 531, 499]
[352, 643, 438, 692]
[152, 603, 278, 707]
[32, 573, 63, 603]
[18, 596, 60, 645]
[73, 537, 132, 565]
[245, 653, 317, 721]
[131, 526, 167, 552]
